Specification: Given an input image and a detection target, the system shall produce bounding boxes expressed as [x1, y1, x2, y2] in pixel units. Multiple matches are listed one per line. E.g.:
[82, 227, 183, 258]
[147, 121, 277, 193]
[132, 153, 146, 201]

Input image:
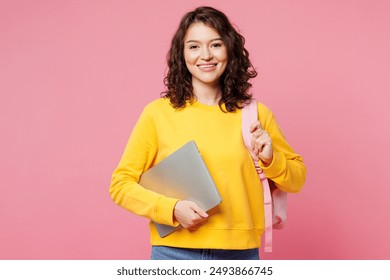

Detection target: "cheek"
[213, 48, 228, 63]
[220, 49, 228, 62]
[217, 50, 228, 65]
[184, 51, 197, 65]
[220, 62, 228, 75]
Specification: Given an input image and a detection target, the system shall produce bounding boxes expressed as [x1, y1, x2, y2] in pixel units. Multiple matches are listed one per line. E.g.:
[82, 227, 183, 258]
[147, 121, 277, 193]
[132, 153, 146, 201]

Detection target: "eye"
[189, 45, 199, 50]
[211, 42, 223, 48]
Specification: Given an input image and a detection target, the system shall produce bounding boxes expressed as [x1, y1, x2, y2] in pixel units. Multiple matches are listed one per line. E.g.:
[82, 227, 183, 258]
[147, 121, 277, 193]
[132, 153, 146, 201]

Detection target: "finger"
[188, 219, 207, 230]
[251, 145, 259, 155]
[186, 212, 207, 229]
[249, 121, 262, 133]
[251, 129, 265, 149]
[251, 128, 260, 145]
[181, 213, 203, 229]
[190, 203, 208, 218]
[254, 135, 270, 152]
[251, 137, 262, 154]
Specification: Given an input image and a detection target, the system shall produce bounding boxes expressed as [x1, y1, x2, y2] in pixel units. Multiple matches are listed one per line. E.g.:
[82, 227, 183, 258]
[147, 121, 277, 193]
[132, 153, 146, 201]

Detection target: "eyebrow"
[185, 38, 223, 44]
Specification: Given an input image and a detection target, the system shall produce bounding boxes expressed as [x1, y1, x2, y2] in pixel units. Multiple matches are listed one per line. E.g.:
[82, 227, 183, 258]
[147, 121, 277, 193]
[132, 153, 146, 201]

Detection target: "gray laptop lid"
[139, 141, 222, 237]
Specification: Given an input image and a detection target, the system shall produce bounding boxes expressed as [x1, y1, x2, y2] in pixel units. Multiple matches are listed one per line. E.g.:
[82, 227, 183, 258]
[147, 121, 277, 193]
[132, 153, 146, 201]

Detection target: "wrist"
[259, 154, 273, 167]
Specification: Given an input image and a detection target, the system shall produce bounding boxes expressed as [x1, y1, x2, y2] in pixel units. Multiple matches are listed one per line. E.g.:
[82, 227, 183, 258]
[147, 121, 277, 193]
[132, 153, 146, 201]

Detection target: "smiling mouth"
[197, 63, 218, 69]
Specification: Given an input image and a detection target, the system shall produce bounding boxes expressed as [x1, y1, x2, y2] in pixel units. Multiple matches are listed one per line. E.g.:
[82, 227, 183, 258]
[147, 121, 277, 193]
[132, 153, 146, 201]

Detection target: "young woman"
[110, 6, 306, 260]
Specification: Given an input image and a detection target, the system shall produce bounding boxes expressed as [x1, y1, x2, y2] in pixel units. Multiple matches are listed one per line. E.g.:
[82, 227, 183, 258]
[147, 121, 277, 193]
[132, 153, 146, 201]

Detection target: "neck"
[192, 79, 221, 106]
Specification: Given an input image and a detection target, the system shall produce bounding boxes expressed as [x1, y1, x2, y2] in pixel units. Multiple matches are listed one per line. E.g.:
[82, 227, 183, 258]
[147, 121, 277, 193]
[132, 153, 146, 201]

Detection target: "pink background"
[1, 0, 389, 260]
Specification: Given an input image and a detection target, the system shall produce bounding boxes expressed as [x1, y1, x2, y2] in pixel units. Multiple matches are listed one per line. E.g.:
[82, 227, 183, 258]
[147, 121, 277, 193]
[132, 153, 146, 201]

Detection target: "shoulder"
[144, 97, 171, 109]
[253, 100, 276, 130]
[256, 101, 272, 115]
[143, 97, 173, 114]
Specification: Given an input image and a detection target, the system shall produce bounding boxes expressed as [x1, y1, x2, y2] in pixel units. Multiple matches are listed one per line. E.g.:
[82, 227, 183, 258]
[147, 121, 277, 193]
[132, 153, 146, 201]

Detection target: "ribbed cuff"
[259, 151, 287, 179]
[155, 196, 180, 227]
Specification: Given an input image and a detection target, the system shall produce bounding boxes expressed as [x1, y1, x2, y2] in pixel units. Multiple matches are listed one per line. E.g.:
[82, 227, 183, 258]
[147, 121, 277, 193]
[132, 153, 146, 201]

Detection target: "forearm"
[110, 173, 179, 225]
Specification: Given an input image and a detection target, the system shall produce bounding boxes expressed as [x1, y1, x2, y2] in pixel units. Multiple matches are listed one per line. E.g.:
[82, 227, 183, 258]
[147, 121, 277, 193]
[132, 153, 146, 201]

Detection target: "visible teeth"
[199, 64, 216, 68]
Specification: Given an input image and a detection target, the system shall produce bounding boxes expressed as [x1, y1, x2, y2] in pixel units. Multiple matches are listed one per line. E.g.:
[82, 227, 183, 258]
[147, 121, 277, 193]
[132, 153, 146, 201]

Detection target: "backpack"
[241, 98, 287, 253]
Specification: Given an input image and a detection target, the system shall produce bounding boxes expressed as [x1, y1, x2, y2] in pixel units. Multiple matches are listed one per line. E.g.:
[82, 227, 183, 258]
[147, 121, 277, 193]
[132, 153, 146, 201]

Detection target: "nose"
[200, 47, 213, 60]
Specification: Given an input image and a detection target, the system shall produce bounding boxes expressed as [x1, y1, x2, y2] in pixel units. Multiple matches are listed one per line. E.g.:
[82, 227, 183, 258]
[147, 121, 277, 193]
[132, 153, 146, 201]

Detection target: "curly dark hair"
[161, 6, 258, 112]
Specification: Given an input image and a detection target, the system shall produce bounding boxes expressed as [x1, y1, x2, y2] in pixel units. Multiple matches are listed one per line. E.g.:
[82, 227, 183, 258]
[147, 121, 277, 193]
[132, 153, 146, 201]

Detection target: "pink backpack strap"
[242, 99, 274, 253]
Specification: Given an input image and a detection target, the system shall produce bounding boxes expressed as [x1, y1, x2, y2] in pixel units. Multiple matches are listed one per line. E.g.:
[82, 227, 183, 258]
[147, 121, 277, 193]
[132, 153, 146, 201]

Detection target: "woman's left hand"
[250, 120, 273, 166]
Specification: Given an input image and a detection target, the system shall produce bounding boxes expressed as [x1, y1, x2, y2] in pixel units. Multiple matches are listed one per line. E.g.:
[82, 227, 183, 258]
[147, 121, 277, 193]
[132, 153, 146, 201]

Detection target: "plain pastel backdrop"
[0, 0, 389, 260]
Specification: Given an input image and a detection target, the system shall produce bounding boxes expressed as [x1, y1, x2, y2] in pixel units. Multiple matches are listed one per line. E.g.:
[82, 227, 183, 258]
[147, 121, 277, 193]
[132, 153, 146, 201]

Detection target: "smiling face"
[183, 22, 228, 89]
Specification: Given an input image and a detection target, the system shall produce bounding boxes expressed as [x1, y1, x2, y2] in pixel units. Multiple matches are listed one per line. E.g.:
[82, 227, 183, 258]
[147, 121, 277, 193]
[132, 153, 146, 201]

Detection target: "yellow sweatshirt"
[110, 98, 306, 249]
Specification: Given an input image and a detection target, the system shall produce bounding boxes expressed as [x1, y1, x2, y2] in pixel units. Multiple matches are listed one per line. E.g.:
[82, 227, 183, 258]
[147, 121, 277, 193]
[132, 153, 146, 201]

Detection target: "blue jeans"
[151, 246, 260, 260]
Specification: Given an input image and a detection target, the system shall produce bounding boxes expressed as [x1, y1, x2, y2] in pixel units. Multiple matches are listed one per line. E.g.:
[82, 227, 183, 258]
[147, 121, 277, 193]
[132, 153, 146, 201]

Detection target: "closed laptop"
[139, 140, 222, 237]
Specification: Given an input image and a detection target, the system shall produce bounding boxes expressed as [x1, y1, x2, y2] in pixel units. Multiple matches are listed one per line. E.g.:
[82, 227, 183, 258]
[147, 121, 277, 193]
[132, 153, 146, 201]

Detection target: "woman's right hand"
[173, 200, 208, 229]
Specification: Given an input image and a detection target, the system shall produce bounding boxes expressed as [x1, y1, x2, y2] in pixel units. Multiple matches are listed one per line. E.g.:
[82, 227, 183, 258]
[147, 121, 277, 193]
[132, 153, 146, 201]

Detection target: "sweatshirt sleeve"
[109, 106, 180, 226]
[258, 103, 306, 193]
